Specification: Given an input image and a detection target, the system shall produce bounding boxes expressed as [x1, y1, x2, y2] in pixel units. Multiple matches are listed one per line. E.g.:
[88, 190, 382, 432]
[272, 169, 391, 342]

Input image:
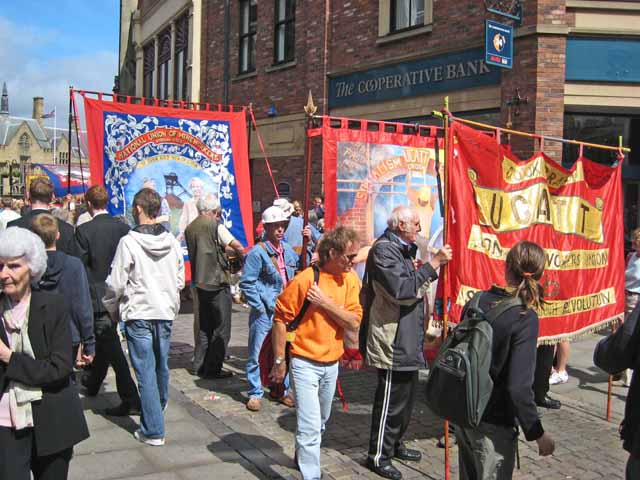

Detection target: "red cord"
[249, 106, 279, 198]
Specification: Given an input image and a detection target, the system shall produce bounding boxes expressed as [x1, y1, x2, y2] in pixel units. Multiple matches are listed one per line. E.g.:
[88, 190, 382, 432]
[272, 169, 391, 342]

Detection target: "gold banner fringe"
[536, 313, 622, 346]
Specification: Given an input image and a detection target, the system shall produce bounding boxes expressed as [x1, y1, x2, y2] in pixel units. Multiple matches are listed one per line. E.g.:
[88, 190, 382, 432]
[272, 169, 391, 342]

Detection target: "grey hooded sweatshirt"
[103, 224, 185, 322]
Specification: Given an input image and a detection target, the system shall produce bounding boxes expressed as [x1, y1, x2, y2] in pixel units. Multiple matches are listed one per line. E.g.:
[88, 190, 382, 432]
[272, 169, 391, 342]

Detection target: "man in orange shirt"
[270, 226, 363, 480]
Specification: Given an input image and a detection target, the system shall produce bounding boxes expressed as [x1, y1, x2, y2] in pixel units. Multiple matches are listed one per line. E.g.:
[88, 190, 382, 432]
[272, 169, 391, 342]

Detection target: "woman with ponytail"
[456, 241, 555, 480]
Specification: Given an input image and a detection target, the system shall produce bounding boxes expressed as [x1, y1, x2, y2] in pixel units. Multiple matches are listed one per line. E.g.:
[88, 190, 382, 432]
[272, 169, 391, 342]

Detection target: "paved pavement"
[70, 302, 631, 480]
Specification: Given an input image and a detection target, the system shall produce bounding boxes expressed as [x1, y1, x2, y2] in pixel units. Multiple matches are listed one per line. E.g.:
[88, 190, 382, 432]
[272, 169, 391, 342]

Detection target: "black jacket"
[474, 287, 544, 441]
[594, 302, 640, 457]
[0, 291, 90, 456]
[361, 229, 438, 371]
[75, 213, 130, 313]
[7, 208, 81, 258]
[37, 251, 95, 354]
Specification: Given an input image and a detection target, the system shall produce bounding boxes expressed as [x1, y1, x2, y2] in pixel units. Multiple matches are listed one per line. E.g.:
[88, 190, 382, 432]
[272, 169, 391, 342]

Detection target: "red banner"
[319, 117, 443, 251]
[446, 121, 624, 342]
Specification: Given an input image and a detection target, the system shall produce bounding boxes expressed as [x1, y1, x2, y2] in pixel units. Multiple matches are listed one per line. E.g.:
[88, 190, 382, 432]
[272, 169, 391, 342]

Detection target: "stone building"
[0, 83, 87, 196]
[194, 0, 640, 232]
[117, 0, 202, 103]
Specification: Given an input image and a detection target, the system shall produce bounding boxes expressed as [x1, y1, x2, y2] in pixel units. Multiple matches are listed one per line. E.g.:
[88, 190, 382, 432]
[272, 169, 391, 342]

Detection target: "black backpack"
[425, 291, 524, 428]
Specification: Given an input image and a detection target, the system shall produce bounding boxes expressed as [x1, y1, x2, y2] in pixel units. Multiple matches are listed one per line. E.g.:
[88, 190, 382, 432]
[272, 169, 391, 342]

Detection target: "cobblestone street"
[71, 302, 632, 480]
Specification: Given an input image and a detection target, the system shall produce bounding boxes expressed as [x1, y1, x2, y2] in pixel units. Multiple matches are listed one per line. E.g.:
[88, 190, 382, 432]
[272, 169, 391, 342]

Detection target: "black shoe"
[394, 445, 422, 462]
[104, 403, 142, 416]
[536, 396, 561, 409]
[210, 370, 234, 379]
[366, 460, 402, 480]
[80, 375, 100, 397]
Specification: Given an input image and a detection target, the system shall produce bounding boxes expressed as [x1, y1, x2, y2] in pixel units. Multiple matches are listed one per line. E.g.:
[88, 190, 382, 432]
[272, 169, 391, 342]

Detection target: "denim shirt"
[240, 240, 300, 319]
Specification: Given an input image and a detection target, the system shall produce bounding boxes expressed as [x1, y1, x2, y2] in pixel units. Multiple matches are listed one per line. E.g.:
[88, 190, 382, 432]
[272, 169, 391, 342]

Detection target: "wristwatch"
[274, 356, 285, 366]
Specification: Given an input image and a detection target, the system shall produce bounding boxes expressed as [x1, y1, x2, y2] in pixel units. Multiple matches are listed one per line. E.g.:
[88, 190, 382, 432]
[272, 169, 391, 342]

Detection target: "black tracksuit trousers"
[368, 369, 418, 467]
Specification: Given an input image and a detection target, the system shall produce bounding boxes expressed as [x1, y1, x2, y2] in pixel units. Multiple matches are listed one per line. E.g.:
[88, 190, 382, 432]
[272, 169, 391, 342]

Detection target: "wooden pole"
[300, 91, 317, 269]
[67, 87, 73, 194]
[442, 96, 451, 480]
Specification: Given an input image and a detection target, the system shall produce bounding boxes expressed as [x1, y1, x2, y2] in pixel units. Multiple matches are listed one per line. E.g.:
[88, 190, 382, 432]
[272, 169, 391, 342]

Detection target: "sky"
[0, 0, 120, 128]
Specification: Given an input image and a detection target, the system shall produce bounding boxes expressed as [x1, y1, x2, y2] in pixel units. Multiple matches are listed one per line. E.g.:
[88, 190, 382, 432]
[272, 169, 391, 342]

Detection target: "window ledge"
[265, 60, 297, 73]
[376, 24, 433, 46]
[233, 71, 257, 82]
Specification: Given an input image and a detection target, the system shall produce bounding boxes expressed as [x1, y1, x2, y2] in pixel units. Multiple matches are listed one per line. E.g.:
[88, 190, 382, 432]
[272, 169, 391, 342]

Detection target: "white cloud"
[0, 16, 117, 128]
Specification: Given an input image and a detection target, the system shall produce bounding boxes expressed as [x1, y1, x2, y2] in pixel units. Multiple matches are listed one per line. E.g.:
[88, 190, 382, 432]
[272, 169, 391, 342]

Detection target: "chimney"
[33, 97, 44, 128]
[0, 82, 8, 115]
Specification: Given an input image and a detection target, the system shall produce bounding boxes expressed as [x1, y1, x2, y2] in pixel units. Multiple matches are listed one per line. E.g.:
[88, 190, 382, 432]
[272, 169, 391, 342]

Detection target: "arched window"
[18, 133, 31, 153]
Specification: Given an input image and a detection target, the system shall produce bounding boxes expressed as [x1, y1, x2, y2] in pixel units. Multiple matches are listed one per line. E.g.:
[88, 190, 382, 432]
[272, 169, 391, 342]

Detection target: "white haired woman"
[0, 227, 89, 480]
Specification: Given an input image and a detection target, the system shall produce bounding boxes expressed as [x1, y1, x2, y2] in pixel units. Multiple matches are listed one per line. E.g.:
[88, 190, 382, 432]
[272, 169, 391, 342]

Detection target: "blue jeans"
[290, 356, 339, 480]
[246, 311, 289, 398]
[126, 320, 172, 439]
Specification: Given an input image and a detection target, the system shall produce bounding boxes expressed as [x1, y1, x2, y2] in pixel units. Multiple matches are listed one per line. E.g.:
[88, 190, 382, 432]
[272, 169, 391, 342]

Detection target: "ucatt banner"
[318, 117, 444, 261]
[446, 121, 624, 342]
[84, 97, 253, 249]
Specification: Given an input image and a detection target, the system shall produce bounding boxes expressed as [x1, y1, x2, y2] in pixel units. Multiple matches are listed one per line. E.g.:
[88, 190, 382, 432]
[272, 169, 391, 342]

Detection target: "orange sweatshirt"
[274, 266, 363, 363]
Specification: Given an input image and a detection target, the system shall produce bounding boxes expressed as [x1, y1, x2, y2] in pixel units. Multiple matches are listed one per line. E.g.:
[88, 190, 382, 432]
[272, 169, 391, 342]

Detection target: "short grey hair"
[0, 227, 47, 282]
[196, 193, 221, 214]
[387, 206, 416, 231]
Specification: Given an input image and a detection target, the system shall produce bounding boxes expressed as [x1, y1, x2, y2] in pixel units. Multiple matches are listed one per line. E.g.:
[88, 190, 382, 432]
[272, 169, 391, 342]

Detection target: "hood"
[38, 251, 66, 290]
[129, 225, 176, 258]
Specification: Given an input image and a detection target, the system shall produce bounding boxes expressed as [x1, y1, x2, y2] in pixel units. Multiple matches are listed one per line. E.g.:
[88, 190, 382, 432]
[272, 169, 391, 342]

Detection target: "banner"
[320, 117, 444, 259]
[31, 163, 89, 197]
[446, 121, 624, 342]
[84, 98, 253, 249]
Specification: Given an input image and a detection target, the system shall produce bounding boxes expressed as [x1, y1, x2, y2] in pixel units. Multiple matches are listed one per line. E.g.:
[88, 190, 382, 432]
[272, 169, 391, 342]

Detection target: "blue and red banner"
[84, 97, 253, 249]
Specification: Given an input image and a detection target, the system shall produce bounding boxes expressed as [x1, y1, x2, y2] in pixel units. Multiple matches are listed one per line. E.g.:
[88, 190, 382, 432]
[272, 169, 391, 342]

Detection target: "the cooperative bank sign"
[329, 48, 501, 109]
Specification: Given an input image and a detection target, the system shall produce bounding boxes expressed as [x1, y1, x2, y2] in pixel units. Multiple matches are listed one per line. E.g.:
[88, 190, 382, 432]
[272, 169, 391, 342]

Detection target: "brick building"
[122, 1, 640, 232]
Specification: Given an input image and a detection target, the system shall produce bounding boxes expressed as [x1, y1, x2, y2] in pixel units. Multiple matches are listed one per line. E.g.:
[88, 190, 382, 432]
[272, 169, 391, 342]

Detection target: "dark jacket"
[474, 287, 544, 441]
[361, 229, 438, 371]
[0, 291, 90, 456]
[37, 251, 95, 355]
[7, 208, 82, 258]
[75, 213, 130, 314]
[594, 302, 640, 457]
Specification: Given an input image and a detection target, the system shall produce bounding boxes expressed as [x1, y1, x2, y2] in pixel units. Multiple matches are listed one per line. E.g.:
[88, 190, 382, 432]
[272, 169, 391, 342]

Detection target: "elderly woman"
[0, 227, 89, 480]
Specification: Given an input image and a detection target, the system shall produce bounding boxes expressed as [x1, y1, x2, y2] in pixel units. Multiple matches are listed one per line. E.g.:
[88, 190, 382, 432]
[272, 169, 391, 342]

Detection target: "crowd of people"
[0, 178, 637, 480]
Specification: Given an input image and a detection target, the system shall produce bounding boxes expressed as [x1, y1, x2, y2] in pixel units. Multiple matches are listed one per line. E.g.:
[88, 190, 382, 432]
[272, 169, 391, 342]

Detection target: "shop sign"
[566, 38, 640, 83]
[485, 20, 513, 69]
[328, 48, 501, 109]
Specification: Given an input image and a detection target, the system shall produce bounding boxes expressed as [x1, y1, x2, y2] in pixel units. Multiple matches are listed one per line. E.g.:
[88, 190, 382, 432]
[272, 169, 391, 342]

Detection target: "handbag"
[258, 264, 320, 397]
[212, 220, 243, 274]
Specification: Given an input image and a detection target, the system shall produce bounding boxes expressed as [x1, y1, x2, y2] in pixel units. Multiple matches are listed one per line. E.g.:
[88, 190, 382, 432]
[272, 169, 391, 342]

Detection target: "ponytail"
[506, 240, 546, 310]
[515, 276, 545, 310]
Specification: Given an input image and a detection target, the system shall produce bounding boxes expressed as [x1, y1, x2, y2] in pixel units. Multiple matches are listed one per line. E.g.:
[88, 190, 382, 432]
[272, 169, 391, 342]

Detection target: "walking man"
[76, 185, 141, 415]
[362, 206, 452, 480]
[103, 188, 184, 446]
[240, 205, 299, 411]
[185, 193, 245, 379]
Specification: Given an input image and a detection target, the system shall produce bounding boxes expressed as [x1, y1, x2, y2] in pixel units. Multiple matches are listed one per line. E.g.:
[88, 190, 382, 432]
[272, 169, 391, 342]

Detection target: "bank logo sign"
[485, 20, 513, 69]
[328, 48, 501, 109]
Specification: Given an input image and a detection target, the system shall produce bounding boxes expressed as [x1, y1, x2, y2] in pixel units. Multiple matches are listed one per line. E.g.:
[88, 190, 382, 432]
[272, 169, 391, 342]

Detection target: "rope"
[248, 106, 279, 198]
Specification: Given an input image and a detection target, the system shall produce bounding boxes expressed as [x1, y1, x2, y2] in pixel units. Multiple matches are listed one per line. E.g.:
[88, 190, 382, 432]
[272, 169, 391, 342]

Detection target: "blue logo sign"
[486, 20, 513, 69]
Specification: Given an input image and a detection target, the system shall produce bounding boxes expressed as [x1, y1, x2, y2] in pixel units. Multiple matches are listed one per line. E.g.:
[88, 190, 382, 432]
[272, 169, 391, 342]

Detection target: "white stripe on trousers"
[373, 369, 393, 467]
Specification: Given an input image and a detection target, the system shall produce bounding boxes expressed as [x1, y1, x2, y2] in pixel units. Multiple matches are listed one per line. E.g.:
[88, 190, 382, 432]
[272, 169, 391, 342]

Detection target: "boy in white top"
[103, 188, 185, 446]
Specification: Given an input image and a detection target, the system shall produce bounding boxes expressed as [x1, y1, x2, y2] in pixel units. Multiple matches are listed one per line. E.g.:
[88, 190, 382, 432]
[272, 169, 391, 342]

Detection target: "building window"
[18, 133, 31, 153]
[239, 0, 257, 74]
[274, 0, 295, 64]
[390, 0, 424, 32]
[143, 42, 155, 98]
[157, 28, 171, 100]
[277, 181, 291, 198]
[174, 14, 189, 101]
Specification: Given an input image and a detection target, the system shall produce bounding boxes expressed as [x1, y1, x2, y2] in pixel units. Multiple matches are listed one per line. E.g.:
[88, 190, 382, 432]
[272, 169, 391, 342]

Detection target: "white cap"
[273, 198, 294, 218]
[262, 206, 289, 224]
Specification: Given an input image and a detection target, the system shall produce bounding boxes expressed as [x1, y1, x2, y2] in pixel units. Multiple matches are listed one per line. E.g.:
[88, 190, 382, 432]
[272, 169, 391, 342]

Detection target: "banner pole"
[442, 96, 451, 480]
[301, 91, 317, 269]
[67, 87, 73, 194]
[71, 88, 86, 193]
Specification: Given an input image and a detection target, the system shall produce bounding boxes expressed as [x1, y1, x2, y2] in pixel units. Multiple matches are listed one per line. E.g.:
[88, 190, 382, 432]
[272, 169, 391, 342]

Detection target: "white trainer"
[549, 370, 569, 385]
[134, 429, 165, 446]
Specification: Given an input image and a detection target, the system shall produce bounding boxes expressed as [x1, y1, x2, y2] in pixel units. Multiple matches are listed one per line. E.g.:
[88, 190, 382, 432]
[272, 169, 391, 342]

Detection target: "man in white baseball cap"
[239, 206, 300, 411]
